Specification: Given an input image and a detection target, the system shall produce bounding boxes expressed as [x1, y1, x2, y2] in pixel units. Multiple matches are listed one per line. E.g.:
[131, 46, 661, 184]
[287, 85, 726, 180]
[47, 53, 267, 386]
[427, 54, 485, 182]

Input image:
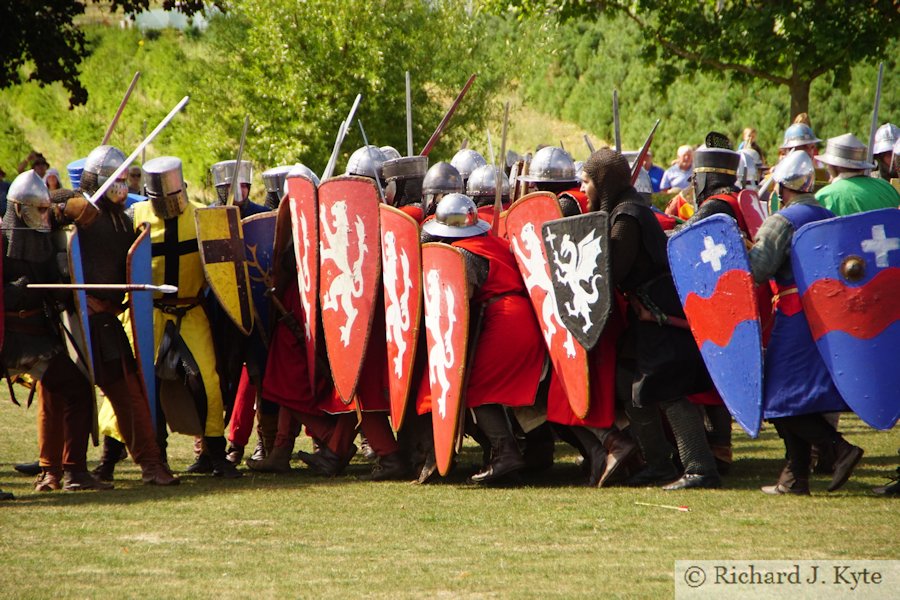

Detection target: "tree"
[486, 0, 900, 119]
[0, 1, 217, 107]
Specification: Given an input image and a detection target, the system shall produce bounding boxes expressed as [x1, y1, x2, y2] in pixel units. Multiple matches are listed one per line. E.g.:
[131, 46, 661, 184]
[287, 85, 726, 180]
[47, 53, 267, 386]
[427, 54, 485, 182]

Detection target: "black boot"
[369, 452, 411, 481]
[92, 436, 127, 482]
[624, 403, 679, 486]
[470, 405, 526, 484]
[297, 445, 357, 477]
[569, 427, 607, 487]
[205, 436, 242, 478]
[185, 436, 214, 474]
[14, 461, 41, 476]
[522, 422, 556, 473]
[828, 437, 863, 492]
[660, 398, 721, 490]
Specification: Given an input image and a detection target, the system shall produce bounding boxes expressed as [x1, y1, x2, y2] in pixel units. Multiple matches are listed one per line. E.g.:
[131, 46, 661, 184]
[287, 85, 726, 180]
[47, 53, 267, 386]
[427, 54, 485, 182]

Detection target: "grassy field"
[0, 398, 897, 599]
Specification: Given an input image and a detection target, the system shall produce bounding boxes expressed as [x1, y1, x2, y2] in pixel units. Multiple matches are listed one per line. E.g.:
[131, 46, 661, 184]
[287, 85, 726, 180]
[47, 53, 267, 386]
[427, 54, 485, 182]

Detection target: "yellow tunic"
[129, 200, 224, 436]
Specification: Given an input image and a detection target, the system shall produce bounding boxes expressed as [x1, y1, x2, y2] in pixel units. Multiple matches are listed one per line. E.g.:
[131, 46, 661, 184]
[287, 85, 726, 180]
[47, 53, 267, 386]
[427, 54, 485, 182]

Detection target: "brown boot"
[257, 410, 279, 457]
[246, 444, 293, 473]
[828, 439, 863, 492]
[226, 444, 245, 465]
[598, 430, 639, 488]
[761, 463, 810, 495]
[63, 470, 114, 491]
[711, 444, 733, 476]
[141, 463, 180, 486]
[34, 469, 62, 492]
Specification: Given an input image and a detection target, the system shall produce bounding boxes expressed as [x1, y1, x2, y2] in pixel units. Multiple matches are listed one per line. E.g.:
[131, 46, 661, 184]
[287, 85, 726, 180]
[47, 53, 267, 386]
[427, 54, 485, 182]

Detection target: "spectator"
[18, 151, 50, 178]
[127, 165, 143, 194]
[43, 168, 62, 192]
[738, 127, 767, 167]
[660, 144, 693, 193]
[643, 151, 665, 193]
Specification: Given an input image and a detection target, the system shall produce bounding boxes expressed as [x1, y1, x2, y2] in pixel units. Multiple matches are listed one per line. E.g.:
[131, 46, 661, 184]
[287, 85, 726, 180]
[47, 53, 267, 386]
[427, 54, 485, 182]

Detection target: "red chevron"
[684, 270, 759, 347]
[803, 267, 900, 341]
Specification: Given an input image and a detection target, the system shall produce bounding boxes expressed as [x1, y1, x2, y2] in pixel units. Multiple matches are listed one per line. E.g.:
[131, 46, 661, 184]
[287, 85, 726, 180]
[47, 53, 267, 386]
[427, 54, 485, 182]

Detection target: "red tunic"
[452, 235, 545, 408]
[559, 189, 589, 214]
[399, 204, 425, 224]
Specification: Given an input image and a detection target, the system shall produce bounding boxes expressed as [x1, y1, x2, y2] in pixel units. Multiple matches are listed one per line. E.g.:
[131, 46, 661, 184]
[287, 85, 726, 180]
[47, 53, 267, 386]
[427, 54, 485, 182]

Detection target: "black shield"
[541, 212, 612, 351]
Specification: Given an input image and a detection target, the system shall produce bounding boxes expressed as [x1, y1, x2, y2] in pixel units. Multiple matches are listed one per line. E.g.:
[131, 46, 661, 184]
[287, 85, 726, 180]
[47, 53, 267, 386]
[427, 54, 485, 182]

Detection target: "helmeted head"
[7, 170, 52, 232]
[82, 145, 128, 204]
[621, 151, 652, 195]
[466, 164, 510, 206]
[873, 123, 899, 157]
[780, 123, 821, 153]
[517, 146, 577, 186]
[43, 168, 61, 191]
[345, 145, 386, 179]
[286, 162, 320, 186]
[261, 165, 293, 209]
[143, 156, 189, 220]
[211, 159, 253, 204]
[817, 133, 875, 173]
[422, 161, 464, 217]
[380, 146, 402, 161]
[450, 149, 487, 185]
[581, 148, 636, 214]
[771, 149, 815, 195]
[692, 132, 740, 202]
[421, 193, 490, 239]
[383, 155, 428, 207]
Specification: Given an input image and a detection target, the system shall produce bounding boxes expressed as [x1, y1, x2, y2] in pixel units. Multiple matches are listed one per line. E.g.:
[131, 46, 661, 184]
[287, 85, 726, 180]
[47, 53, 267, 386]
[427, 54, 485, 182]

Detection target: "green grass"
[0, 399, 897, 599]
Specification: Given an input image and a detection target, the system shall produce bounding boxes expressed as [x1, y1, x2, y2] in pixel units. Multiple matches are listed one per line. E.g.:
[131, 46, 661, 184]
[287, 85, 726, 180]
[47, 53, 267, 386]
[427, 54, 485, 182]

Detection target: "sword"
[492, 101, 510, 236]
[405, 71, 414, 157]
[230, 115, 250, 207]
[630, 119, 661, 186]
[88, 95, 190, 206]
[321, 93, 362, 182]
[583, 134, 595, 154]
[28, 283, 178, 293]
[420, 74, 477, 156]
[358, 119, 385, 204]
[612, 89, 621, 153]
[101, 71, 141, 145]
[265, 288, 305, 345]
[866, 62, 884, 166]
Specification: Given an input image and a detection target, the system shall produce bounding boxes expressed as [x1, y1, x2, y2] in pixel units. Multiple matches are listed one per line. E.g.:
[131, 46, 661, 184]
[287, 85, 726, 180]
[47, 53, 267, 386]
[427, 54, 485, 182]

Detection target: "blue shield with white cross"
[668, 214, 764, 437]
[792, 208, 900, 430]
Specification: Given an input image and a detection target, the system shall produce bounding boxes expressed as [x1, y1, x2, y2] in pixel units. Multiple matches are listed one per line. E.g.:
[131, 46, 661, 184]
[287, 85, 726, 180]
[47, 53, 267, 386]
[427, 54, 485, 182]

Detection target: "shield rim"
[126, 222, 158, 431]
[286, 175, 319, 392]
[194, 205, 255, 336]
[241, 211, 278, 348]
[422, 242, 469, 477]
[318, 175, 382, 405]
[379, 204, 423, 432]
[65, 227, 99, 444]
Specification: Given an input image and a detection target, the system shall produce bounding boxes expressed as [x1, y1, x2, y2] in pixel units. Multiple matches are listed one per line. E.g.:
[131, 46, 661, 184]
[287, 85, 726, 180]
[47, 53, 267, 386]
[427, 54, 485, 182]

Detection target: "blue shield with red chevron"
[792, 208, 900, 430]
[668, 214, 763, 437]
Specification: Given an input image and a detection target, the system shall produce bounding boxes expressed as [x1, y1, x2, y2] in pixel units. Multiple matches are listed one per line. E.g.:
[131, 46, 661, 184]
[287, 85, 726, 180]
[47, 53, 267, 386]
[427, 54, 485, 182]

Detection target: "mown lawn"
[0, 399, 897, 599]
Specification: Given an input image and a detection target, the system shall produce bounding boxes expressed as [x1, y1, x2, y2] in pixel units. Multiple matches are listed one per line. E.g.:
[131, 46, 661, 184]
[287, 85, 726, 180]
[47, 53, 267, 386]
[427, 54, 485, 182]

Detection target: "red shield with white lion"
[318, 176, 381, 404]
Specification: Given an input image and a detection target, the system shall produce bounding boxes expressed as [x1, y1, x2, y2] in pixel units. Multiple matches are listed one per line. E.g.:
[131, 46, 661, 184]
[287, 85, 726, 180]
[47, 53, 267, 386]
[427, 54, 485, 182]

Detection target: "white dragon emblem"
[289, 200, 313, 341]
[546, 227, 604, 334]
[320, 200, 368, 346]
[383, 230, 413, 378]
[423, 268, 456, 419]
[511, 223, 576, 358]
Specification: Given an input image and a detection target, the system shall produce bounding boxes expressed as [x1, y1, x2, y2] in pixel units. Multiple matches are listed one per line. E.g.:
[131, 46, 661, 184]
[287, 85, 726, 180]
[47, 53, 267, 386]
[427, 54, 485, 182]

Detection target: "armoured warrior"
[516, 146, 586, 217]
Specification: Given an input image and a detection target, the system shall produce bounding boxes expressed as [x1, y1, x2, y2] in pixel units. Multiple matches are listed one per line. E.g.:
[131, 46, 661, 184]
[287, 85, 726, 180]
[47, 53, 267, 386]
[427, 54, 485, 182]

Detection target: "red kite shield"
[737, 189, 769, 241]
[318, 176, 381, 403]
[380, 204, 422, 432]
[287, 174, 319, 390]
[507, 193, 591, 418]
[422, 243, 468, 476]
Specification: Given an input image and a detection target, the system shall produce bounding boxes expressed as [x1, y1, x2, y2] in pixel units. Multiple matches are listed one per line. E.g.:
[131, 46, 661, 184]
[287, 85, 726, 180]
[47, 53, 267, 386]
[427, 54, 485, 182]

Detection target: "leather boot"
[63, 470, 114, 491]
[226, 444, 245, 465]
[711, 444, 733, 476]
[470, 406, 526, 484]
[141, 462, 180, 486]
[599, 429, 639, 488]
[248, 439, 266, 462]
[185, 437, 214, 474]
[34, 468, 63, 492]
[92, 436, 128, 482]
[828, 438, 863, 492]
[369, 451, 411, 481]
[522, 422, 556, 473]
[624, 403, 679, 486]
[206, 436, 242, 479]
[257, 410, 279, 457]
[0, 489, 13, 501]
[569, 427, 607, 487]
[246, 444, 293, 473]
[14, 461, 41, 476]
[297, 445, 356, 477]
[761, 463, 810, 495]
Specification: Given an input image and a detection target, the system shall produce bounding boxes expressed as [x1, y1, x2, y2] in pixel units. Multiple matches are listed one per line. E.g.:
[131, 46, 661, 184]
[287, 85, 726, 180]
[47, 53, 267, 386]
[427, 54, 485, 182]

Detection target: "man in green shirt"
[815, 133, 900, 216]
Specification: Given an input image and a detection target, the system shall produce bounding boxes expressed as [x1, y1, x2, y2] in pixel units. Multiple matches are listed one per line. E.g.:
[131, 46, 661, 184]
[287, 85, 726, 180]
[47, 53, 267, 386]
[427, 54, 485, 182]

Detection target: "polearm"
[101, 71, 141, 145]
[492, 101, 510, 236]
[405, 71, 414, 157]
[140, 119, 148, 165]
[230, 115, 250, 207]
[420, 74, 477, 156]
[584, 134, 596, 154]
[866, 62, 885, 166]
[28, 283, 178, 293]
[88, 95, 190, 206]
[612, 89, 621, 153]
[630, 119, 661, 186]
[321, 93, 362, 182]
[358, 119, 385, 204]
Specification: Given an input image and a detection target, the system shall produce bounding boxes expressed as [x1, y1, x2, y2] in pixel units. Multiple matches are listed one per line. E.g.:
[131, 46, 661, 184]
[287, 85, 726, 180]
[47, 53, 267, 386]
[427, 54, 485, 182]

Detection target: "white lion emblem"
[320, 200, 368, 346]
[383, 230, 413, 378]
[423, 268, 456, 419]
[290, 200, 313, 341]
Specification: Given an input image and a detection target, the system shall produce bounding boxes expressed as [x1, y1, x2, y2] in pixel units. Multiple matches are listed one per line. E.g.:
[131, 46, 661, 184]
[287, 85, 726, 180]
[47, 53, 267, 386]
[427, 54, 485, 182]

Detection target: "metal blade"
[101, 71, 141, 145]
[230, 115, 250, 207]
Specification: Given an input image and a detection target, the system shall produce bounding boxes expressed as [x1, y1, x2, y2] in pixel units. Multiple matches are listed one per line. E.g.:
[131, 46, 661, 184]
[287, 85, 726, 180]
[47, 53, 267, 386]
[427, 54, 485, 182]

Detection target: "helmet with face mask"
[143, 156, 189, 220]
[82, 145, 128, 204]
[261, 165, 293, 209]
[211, 159, 253, 204]
[7, 170, 52, 232]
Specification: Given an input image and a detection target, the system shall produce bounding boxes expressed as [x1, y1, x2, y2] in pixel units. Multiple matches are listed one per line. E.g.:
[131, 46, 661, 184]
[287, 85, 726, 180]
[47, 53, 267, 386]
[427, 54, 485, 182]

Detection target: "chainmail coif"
[582, 148, 641, 213]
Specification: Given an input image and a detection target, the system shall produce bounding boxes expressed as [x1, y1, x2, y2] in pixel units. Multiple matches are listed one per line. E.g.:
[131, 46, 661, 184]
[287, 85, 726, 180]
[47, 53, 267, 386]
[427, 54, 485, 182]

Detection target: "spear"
[630, 119, 661, 186]
[405, 71, 414, 157]
[101, 71, 141, 145]
[28, 283, 178, 293]
[492, 101, 510, 235]
[584, 134, 596, 154]
[321, 93, 363, 182]
[612, 89, 621, 153]
[358, 119, 385, 204]
[88, 96, 190, 206]
[230, 115, 250, 207]
[420, 74, 477, 156]
[866, 62, 884, 166]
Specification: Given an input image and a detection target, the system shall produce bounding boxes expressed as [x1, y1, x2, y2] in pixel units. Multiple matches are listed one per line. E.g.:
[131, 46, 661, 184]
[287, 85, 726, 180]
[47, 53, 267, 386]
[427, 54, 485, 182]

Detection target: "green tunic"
[815, 174, 900, 216]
